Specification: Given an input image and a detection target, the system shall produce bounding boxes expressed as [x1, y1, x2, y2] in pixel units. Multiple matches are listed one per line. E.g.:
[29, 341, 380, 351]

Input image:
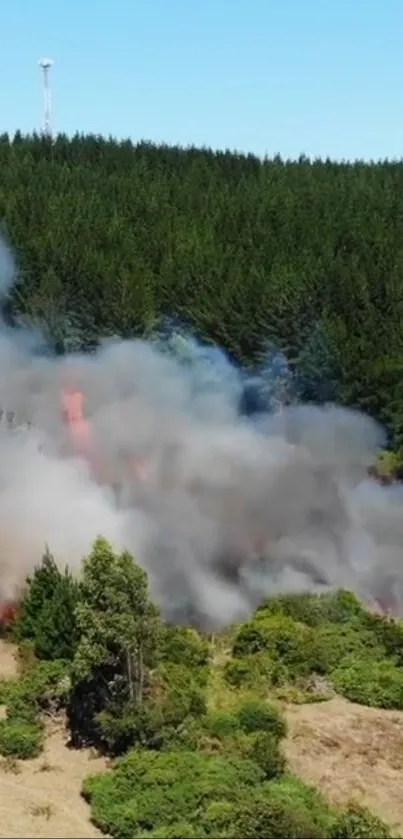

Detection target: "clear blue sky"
[1, 0, 403, 161]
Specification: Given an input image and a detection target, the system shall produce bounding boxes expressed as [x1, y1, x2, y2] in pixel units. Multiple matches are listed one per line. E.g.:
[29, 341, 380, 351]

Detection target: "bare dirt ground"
[0, 639, 107, 839]
[0, 638, 18, 679]
[284, 696, 403, 837]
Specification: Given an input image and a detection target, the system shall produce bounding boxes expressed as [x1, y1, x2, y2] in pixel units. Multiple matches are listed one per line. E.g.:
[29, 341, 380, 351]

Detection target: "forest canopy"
[1, 132, 403, 448]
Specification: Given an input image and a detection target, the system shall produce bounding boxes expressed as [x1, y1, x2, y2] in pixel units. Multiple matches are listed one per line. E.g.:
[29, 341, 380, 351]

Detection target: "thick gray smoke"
[0, 238, 401, 627]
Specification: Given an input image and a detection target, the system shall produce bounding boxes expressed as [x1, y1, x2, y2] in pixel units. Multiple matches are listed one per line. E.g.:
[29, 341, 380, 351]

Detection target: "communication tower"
[38, 57, 54, 136]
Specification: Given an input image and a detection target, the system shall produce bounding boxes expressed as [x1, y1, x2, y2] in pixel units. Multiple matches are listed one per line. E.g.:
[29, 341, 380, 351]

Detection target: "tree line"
[1, 132, 403, 446]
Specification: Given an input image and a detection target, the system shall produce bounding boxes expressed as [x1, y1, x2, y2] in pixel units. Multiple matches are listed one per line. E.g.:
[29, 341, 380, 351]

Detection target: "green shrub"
[363, 613, 403, 666]
[158, 717, 204, 752]
[0, 718, 43, 759]
[332, 657, 403, 709]
[223, 651, 286, 688]
[256, 593, 329, 626]
[312, 623, 386, 674]
[256, 590, 367, 628]
[331, 803, 391, 838]
[230, 774, 337, 839]
[232, 614, 318, 677]
[82, 748, 264, 838]
[0, 659, 71, 761]
[204, 709, 240, 739]
[154, 663, 207, 724]
[136, 823, 206, 838]
[158, 626, 211, 674]
[249, 731, 286, 779]
[200, 800, 234, 835]
[318, 591, 368, 625]
[7, 659, 71, 717]
[231, 796, 325, 838]
[229, 775, 335, 839]
[236, 699, 287, 739]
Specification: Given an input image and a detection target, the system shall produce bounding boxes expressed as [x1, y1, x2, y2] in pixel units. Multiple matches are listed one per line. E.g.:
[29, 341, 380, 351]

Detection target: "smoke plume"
[0, 238, 401, 628]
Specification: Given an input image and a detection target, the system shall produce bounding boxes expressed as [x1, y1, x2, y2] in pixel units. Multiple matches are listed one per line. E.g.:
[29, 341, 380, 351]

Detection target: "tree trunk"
[126, 648, 135, 702]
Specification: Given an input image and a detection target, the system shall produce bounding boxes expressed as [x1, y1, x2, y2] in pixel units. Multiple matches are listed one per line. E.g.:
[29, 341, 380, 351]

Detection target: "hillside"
[1, 627, 403, 838]
[0, 550, 401, 838]
[1, 134, 403, 837]
[284, 698, 403, 836]
[1, 134, 403, 447]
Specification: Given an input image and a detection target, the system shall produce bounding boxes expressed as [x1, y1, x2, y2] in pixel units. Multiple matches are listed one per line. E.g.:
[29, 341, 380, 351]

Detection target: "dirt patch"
[0, 720, 108, 838]
[284, 696, 403, 836]
[0, 639, 18, 680]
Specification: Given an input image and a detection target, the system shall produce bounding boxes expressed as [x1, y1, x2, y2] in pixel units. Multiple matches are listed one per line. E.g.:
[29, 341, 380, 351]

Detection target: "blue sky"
[1, 0, 403, 160]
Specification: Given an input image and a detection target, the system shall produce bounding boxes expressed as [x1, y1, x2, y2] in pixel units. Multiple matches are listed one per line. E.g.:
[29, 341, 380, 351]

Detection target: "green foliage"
[204, 709, 240, 740]
[249, 732, 286, 779]
[330, 803, 392, 838]
[15, 548, 80, 661]
[363, 613, 403, 666]
[152, 662, 207, 724]
[230, 774, 337, 839]
[232, 612, 325, 678]
[3, 659, 70, 722]
[157, 625, 210, 679]
[223, 651, 285, 689]
[309, 622, 386, 674]
[259, 590, 368, 627]
[236, 698, 287, 739]
[82, 748, 264, 838]
[372, 449, 403, 482]
[0, 718, 43, 759]
[3, 135, 403, 440]
[0, 659, 69, 759]
[69, 538, 160, 751]
[225, 589, 403, 719]
[72, 537, 159, 685]
[331, 656, 403, 709]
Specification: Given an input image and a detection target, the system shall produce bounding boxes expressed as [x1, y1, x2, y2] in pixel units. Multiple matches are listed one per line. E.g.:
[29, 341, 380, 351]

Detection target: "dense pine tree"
[1, 133, 403, 443]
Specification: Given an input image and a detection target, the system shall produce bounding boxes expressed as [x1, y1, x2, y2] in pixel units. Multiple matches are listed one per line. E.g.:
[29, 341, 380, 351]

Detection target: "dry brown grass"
[284, 696, 403, 836]
[0, 638, 19, 680]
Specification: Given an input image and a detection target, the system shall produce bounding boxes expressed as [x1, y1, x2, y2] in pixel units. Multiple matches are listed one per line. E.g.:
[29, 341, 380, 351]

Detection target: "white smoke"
[0, 237, 401, 627]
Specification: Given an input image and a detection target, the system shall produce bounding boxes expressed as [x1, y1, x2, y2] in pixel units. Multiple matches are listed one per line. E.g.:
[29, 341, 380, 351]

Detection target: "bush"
[83, 748, 264, 838]
[6, 659, 71, 720]
[158, 626, 211, 674]
[230, 774, 337, 838]
[153, 663, 207, 724]
[256, 590, 367, 628]
[136, 823, 206, 838]
[312, 623, 385, 675]
[0, 718, 43, 759]
[364, 613, 403, 666]
[331, 803, 391, 838]
[0, 658, 71, 762]
[204, 709, 240, 740]
[229, 776, 335, 839]
[223, 651, 286, 689]
[231, 795, 325, 838]
[331, 657, 403, 709]
[232, 614, 319, 677]
[250, 732, 286, 779]
[236, 699, 287, 739]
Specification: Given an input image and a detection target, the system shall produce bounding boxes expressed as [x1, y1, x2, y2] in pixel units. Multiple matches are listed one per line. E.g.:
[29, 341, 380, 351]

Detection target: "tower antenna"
[38, 57, 54, 136]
